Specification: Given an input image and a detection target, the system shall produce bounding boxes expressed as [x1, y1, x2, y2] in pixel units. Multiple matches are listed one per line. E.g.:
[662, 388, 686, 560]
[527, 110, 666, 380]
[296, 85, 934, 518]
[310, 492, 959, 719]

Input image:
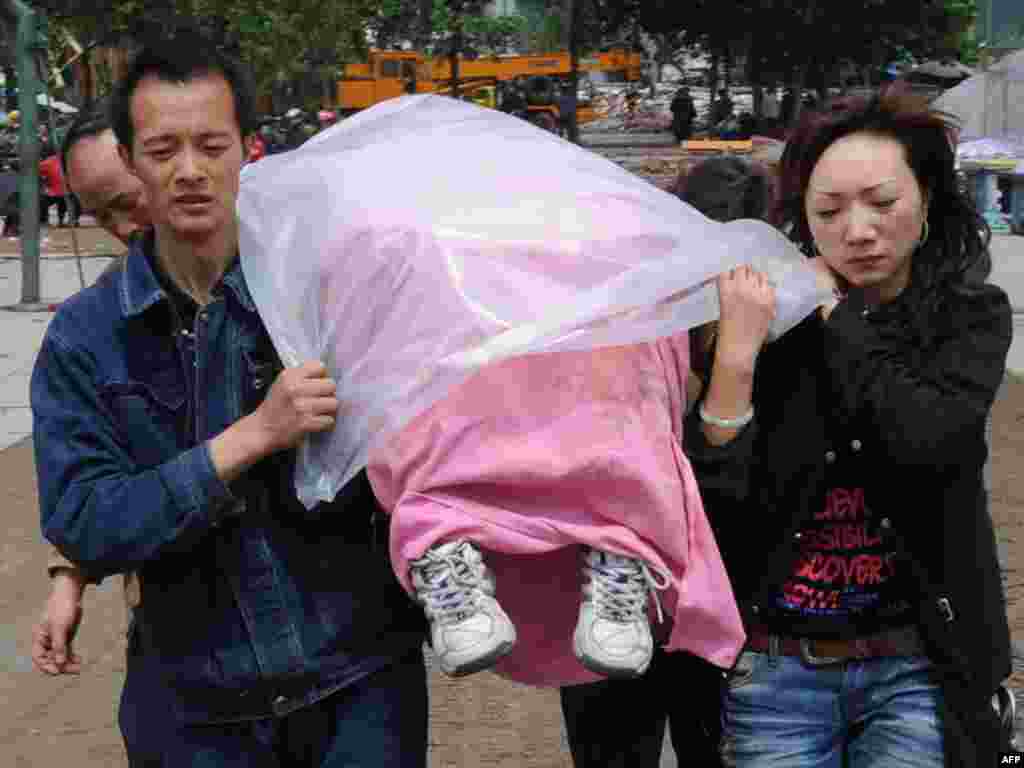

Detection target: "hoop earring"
[919, 219, 929, 247]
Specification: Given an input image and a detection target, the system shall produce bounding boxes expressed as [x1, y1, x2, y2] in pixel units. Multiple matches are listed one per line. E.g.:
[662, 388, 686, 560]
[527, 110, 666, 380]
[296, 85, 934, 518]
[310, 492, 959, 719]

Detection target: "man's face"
[120, 72, 246, 243]
[65, 130, 149, 245]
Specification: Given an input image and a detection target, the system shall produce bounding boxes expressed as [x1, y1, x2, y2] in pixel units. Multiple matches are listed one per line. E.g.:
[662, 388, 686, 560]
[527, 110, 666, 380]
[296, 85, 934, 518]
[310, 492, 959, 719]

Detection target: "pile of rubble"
[583, 82, 756, 135]
[582, 54, 756, 135]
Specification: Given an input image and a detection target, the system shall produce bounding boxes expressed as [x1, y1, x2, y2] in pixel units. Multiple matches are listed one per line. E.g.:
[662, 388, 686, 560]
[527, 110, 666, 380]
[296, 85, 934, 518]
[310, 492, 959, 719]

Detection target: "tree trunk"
[449, 2, 462, 99]
[559, 0, 572, 51]
[790, 0, 818, 126]
[567, 0, 582, 143]
[654, 34, 665, 83]
[321, 73, 334, 108]
[747, 31, 761, 116]
[450, 40, 460, 98]
[723, 39, 731, 92]
[708, 47, 719, 120]
[790, 61, 808, 125]
[653, 32, 672, 90]
[417, 0, 433, 52]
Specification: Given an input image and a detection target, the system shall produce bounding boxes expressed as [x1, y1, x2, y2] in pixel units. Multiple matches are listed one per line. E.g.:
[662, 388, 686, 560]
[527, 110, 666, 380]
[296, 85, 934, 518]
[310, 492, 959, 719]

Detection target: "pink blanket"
[367, 336, 745, 686]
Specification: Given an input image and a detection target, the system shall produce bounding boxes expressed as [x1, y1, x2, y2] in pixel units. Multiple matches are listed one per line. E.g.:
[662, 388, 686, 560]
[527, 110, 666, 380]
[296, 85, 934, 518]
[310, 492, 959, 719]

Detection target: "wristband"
[698, 402, 754, 429]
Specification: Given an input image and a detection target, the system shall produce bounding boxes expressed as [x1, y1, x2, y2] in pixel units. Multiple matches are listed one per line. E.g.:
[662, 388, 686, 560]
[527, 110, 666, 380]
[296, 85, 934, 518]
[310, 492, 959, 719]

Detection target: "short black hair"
[676, 156, 775, 380]
[110, 29, 255, 152]
[676, 156, 774, 224]
[59, 104, 111, 177]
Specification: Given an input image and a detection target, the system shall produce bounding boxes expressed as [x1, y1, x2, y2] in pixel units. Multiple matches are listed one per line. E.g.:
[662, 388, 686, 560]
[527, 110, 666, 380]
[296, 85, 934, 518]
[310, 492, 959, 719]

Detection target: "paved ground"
[1, 211, 1022, 766]
[0, 225, 123, 451]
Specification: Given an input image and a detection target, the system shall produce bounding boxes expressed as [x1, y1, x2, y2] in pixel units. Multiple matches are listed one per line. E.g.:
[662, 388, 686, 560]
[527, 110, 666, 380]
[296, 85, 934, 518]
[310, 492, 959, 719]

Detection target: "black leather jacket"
[685, 283, 1013, 766]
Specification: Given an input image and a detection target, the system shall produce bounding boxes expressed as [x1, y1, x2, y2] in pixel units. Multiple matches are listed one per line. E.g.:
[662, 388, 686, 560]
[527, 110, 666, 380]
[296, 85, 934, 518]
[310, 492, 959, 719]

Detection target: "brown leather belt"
[746, 624, 924, 667]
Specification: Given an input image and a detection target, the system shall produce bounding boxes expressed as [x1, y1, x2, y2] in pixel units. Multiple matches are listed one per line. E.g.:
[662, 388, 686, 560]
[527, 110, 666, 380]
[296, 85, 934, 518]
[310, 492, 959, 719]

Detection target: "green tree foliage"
[463, 12, 528, 52]
[593, 0, 979, 88]
[32, 0, 377, 99]
[365, 0, 527, 54]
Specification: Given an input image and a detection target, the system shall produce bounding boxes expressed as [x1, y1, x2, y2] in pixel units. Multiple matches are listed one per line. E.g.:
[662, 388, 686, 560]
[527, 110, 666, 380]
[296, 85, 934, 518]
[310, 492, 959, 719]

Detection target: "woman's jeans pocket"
[725, 649, 767, 690]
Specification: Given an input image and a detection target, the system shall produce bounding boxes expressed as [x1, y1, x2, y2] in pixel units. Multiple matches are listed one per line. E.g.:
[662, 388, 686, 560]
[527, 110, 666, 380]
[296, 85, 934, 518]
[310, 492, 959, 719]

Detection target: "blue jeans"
[125, 648, 426, 767]
[120, 640, 175, 767]
[721, 651, 943, 767]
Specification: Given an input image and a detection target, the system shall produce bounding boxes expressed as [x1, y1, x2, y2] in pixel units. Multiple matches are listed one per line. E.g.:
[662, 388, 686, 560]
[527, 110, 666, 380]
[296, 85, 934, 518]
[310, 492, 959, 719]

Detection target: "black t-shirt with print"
[767, 459, 913, 638]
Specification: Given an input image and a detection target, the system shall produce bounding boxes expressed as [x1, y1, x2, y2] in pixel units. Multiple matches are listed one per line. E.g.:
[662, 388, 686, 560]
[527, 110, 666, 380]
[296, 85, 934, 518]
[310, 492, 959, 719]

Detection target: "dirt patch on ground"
[989, 373, 1024, 721]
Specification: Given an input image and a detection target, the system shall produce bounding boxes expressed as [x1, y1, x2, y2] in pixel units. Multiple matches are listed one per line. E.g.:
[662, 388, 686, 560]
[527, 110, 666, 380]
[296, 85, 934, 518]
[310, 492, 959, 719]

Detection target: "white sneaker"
[573, 547, 670, 678]
[410, 540, 516, 677]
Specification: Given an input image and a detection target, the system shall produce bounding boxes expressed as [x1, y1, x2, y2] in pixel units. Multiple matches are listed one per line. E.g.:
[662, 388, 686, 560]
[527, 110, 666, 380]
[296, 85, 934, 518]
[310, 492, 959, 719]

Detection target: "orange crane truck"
[336, 48, 643, 131]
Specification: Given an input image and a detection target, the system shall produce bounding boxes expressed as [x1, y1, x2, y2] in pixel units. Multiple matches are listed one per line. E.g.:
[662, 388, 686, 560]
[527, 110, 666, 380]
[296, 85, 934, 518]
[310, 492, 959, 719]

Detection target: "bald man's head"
[63, 116, 150, 245]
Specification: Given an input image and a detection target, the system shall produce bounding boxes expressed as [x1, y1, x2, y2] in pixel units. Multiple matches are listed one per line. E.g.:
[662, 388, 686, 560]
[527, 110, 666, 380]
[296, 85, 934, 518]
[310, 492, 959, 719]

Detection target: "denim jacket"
[32, 234, 425, 724]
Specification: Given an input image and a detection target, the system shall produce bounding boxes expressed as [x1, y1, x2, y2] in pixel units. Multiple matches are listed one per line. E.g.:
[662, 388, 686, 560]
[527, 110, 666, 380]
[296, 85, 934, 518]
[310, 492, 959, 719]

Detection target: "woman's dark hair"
[675, 155, 775, 225]
[776, 87, 991, 318]
[110, 28, 256, 153]
[676, 156, 776, 378]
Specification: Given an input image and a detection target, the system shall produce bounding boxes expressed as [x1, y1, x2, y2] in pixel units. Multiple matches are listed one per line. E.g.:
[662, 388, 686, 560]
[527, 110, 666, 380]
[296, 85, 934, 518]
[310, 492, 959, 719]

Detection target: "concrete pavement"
[0, 228, 122, 452]
[2, 229, 1023, 454]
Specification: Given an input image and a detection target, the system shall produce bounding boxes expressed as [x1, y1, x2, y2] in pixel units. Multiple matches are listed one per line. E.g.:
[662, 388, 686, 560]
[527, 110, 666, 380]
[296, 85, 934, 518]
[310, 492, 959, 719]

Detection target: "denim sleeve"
[32, 332, 236, 580]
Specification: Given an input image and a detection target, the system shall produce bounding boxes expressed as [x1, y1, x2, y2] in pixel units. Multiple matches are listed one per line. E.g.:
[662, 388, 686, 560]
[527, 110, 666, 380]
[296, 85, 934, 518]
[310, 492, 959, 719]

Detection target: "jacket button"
[273, 695, 287, 705]
[751, 604, 760, 615]
[850, 439, 862, 452]
[792, 531, 804, 542]
[825, 450, 837, 463]
[880, 517, 892, 530]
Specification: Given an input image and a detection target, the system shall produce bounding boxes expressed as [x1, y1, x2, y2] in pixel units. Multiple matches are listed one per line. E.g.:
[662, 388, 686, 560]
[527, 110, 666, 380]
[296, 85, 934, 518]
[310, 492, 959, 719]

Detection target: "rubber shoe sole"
[440, 636, 517, 678]
[572, 637, 651, 679]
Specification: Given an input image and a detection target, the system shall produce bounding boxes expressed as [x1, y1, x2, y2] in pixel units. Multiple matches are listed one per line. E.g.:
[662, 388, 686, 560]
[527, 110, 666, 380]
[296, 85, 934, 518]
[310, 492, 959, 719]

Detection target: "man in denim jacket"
[31, 34, 427, 766]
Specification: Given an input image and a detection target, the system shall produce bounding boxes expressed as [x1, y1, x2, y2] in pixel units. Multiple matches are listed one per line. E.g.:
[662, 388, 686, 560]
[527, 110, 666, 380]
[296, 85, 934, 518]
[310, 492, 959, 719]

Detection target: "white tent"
[933, 49, 1024, 139]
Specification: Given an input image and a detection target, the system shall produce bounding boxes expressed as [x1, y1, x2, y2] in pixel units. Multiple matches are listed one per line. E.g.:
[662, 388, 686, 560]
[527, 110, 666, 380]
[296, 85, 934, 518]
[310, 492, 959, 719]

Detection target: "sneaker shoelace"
[414, 542, 486, 625]
[585, 554, 671, 624]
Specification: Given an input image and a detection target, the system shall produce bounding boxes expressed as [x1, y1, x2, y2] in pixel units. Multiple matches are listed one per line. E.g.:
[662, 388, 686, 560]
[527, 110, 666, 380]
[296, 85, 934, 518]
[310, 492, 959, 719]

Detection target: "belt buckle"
[799, 637, 847, 667]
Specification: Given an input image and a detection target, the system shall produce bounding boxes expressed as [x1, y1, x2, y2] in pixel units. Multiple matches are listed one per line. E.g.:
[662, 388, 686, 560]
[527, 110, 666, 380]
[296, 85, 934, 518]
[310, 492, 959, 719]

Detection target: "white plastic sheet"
[238, 95, 828, 508]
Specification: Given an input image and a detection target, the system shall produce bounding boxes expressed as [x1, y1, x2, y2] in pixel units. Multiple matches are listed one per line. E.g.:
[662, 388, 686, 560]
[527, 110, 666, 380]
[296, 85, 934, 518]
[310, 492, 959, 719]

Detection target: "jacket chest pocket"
[102, 380, 187, 468]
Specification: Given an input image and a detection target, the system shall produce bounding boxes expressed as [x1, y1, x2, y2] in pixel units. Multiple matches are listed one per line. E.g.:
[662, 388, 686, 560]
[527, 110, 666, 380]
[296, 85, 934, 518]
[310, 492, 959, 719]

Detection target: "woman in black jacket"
[686, 89, 1013, 766]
